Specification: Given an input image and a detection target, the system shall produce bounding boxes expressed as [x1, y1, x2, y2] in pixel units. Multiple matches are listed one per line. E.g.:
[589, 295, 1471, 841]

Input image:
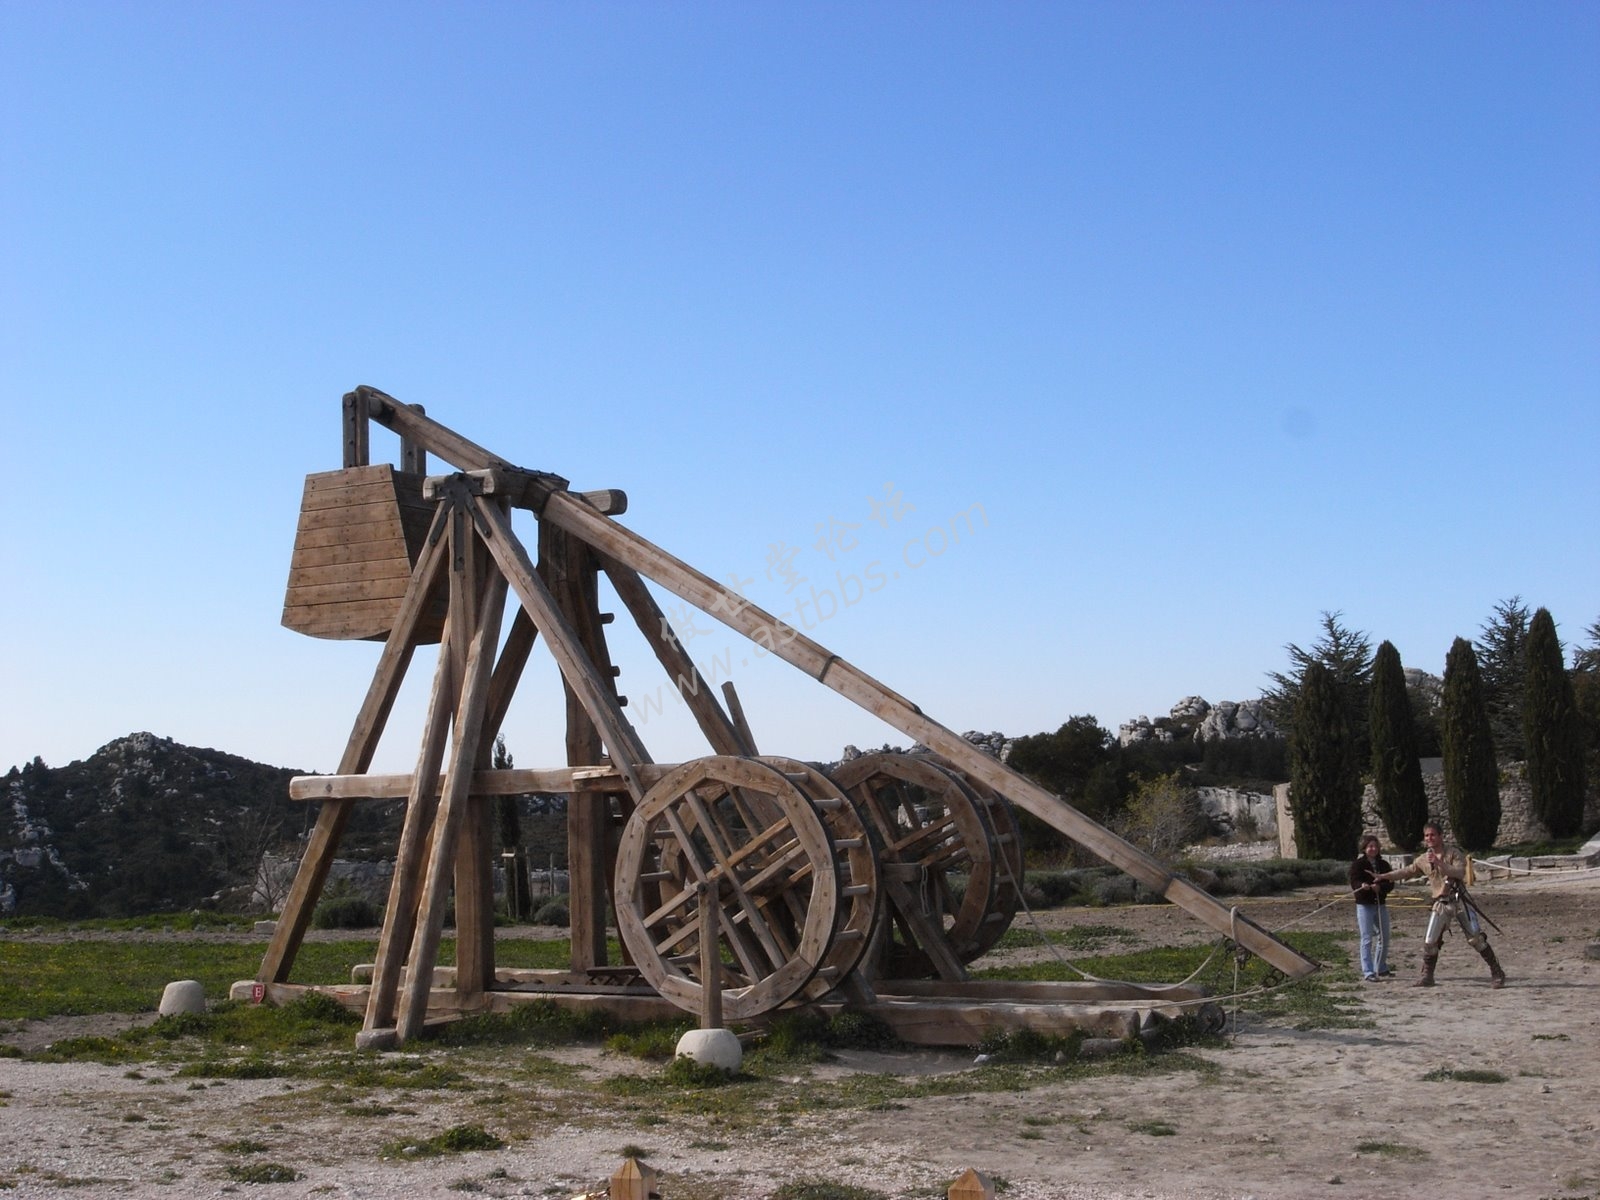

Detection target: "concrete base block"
[675, 1027, 742, 1072]
[356, 1028, 400, 1052]
[159, 980, 206, 1016]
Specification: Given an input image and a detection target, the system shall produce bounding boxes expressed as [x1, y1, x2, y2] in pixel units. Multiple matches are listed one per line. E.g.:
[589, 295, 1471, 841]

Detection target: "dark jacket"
[1349, 854, 1395, 905]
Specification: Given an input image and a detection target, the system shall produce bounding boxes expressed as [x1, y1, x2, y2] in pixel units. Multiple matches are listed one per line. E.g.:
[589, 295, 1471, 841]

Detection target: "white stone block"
[158, 979, 206, 1016]
[675, 1027, 742, 1071]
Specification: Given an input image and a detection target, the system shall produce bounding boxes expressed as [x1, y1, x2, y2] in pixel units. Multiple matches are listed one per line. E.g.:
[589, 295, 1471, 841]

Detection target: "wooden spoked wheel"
[613, 756, 843, 1021]
[827, 752, 998, 979]
[756, 757, 881, 1001]
[927, 760, 1024, 960]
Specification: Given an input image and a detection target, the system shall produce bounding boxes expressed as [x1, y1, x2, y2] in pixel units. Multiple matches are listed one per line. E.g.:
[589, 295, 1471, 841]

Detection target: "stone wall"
[1276, 761, 1600, 856]
[1195, 786, 1278, 840]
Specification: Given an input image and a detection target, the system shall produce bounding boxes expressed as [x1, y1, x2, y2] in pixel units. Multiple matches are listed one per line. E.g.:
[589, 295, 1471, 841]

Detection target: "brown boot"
[1480, 945, 1506, 988]
[1413, 952, 1437, 987]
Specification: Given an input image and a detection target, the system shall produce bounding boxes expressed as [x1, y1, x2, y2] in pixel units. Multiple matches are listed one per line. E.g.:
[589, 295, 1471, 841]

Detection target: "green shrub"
[312, 895, 383, 930]
[530, 897, 570, 927]
[1089, 875, 1138, 906]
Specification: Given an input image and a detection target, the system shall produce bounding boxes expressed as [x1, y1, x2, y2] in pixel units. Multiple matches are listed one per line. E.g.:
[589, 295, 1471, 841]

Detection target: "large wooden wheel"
[929, 759, 1024, 960]
[613, 756, 844, 1020]
[827, 751, 999, 979]
[756, 757, 881, 1001]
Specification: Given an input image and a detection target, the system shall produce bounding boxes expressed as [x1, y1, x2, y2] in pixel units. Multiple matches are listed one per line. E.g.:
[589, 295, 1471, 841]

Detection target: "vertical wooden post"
[342, 390, 369, 468]
[538, 521, 616, 971]
[698, 883, 723, 1030]
[397, 551, 509, 1042]
[400, 403, 427, 474]
[453, 532, 500, 999]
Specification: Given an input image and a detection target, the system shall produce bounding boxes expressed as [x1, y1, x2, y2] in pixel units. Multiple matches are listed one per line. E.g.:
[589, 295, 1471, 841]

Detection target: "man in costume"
[1373, 821, 1506, 989]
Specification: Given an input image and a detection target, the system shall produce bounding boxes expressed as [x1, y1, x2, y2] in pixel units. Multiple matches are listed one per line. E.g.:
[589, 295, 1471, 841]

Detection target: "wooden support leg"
[698, 884, 723, 1030]
[363, 580, 465, 1031]
[397, 552, 509, 1041]
[261, 512, 450, 984]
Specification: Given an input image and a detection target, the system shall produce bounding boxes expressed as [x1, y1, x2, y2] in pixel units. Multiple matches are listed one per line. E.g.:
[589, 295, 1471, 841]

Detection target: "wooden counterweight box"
[281, 465, 446, 643]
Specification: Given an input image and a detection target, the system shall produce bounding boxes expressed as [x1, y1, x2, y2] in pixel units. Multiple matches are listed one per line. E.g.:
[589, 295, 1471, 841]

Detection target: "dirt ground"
[2, 869, 1597, 1200]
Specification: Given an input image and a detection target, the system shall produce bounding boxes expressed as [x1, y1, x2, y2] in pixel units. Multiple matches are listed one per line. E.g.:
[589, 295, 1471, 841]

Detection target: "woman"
[1349, 834, 1394, 981]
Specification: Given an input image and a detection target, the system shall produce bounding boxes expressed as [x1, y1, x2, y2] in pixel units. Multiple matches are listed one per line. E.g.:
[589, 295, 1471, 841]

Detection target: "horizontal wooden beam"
[288, 764, 674, 801]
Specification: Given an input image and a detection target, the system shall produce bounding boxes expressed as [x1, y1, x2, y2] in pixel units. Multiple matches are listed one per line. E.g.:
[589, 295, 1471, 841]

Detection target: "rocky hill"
[1, 733, 318, 918]
[0, 703, 1308, 920]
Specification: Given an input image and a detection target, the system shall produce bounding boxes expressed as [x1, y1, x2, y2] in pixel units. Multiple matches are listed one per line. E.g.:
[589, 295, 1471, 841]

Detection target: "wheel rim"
[614, 756, 842, 1020]
[827, 751, 998, 977]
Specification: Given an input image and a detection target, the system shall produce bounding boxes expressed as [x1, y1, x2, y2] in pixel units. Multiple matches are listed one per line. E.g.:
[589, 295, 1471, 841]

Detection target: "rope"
[997, 848, 1276, 1015]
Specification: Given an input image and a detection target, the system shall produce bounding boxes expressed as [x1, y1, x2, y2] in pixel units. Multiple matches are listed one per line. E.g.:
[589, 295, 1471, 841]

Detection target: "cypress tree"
[493, 735, 531, 920]
[1289, 660, 1362, 858]
[1369, 640, 1428, 851]
[1522, 608, 1587, 838]
[1442, 637, 1500, 851]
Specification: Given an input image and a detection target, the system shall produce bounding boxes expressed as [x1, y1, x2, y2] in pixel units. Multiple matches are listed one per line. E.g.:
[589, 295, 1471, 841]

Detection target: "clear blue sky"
[4, 3, 1596, 777]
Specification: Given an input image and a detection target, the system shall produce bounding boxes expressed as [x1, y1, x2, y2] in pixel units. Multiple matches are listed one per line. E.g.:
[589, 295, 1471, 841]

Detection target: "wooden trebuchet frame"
[250, 386, 1316, 1048]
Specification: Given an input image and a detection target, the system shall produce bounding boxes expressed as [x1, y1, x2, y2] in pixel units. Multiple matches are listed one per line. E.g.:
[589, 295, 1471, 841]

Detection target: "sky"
[3, 2, 1596, 779]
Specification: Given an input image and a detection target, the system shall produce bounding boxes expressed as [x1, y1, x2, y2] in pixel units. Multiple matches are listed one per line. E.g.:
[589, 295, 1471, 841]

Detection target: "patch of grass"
[380, 1123, 505, 1159]
[976, 1026, 1086, 1063]
[605, 1020, 693, 1061]
[770, 1181, 887, 1200]
[662, 1056, 738, 1087]
[1422, 1068, 1508, 1084]
[1127, 1119, 1177, 1136]
[30, 1035, 146, 1064]
[0, 936, 581, 1023]
[1356, 1141, 1427, 1159]
[1532, 1033, 1570, 1042]
[428, 996, 639, 1049]
[225, 1162, 301, 1183]
[0, 912, 256, 934]
[994, 923, 1134, 951]
[219, 1139, 271, 1154]
[175, 1056, 287, 1080]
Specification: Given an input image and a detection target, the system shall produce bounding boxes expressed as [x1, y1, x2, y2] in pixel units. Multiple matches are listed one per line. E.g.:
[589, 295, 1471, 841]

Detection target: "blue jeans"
[1356, 903, 1391, 977]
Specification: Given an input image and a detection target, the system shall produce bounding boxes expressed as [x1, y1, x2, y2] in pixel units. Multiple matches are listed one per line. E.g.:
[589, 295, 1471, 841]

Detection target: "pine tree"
[1264, 612, 1374, 760]
[1289, 660, 1362, 859]
[1522, 608, 1587, 838]
[1369, 641, 1428, 851]
[1475, 596, 1531, 762]
[1442, 637, 1500, 851]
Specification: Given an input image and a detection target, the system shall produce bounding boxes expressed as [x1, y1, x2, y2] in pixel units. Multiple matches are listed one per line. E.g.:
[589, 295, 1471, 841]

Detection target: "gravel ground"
[3, 869, 1597, 1199]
